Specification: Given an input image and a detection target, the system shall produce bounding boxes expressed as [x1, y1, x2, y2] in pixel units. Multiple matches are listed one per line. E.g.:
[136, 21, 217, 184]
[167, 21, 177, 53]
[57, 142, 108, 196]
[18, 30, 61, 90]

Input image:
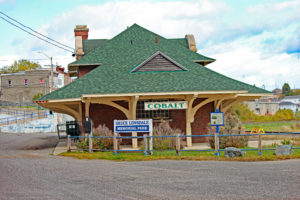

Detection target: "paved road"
[0, 133, 300, 200]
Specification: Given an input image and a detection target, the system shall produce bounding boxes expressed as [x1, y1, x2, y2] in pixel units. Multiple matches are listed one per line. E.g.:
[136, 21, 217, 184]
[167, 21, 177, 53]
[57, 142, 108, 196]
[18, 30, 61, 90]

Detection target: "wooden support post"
[88, 134, 93, 153]
[176, 134, 181, 156]
[113, 134, 118, 155]
[214, 132, 219, 156]
[132, 132, 138, 149]
[185, 94, 197, 147]
[149, 134, 153, 155]
[67, 135, 71, 152]
[186, 123, 192, 147]
[129, 96, 139, 149]
[258, 132, 262, 155]
[143, 134, 148, 156]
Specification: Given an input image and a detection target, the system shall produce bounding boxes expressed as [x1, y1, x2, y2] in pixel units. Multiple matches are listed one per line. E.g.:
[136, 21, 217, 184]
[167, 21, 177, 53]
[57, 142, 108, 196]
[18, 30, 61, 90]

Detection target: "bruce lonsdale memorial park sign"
[114, 119, 152, 133]
[145, 101, 187, 110]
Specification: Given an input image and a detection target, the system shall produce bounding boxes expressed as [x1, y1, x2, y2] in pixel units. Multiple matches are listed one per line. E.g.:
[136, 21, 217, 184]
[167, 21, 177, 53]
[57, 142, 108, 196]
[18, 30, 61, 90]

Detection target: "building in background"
[245, 98, 280, 115]
[279, 95, 300, 113]
[245, 95, 300, 115]
[56, 66, 71, 88]
[0, 67, 71, 103]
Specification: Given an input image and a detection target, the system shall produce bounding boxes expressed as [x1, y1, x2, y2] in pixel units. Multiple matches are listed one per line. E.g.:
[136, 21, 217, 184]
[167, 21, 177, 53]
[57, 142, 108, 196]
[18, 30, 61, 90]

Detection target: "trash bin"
[66, 121, 81, 136]
[84, 120, 92, 134]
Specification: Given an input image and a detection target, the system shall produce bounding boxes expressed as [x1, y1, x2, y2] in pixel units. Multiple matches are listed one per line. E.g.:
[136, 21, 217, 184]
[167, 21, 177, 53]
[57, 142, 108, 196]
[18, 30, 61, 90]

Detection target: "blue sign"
[114, 119, 152, 133]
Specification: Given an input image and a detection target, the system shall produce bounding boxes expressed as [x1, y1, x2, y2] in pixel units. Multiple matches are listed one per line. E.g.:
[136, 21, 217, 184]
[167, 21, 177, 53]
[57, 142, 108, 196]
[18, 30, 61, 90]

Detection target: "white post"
[113, 133, 118, 155]
[67, 135, 71, 152]
[176, 134, 181, 156]
[143, 134, 148, 155]
[149, 119, 153, 155]
[88, 134, 92, 153]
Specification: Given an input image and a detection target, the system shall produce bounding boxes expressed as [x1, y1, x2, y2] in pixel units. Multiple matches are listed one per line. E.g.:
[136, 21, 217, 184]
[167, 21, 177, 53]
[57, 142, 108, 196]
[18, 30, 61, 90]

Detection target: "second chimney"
[74, 25, 89, 60]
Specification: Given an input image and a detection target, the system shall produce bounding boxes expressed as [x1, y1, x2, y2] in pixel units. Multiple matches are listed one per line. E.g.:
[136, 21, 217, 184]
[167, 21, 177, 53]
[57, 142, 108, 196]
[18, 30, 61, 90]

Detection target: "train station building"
[36, 24, 269, 147]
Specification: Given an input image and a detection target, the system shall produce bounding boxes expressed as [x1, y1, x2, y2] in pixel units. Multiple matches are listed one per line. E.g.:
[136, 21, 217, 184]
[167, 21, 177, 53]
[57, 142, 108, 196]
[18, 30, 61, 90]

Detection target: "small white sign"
[145, 101, 187, 110]
[210, 112, 224, 126]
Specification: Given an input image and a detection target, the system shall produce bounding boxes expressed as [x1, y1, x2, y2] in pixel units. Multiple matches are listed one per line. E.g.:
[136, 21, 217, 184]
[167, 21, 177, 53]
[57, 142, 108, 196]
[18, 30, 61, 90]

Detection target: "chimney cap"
[74, 25, 89, 32]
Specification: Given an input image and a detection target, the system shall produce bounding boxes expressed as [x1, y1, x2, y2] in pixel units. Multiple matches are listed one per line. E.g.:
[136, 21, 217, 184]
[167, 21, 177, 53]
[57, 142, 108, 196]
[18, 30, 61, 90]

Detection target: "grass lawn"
[60, 148, 300, 162]
[243, 121, 300, 132]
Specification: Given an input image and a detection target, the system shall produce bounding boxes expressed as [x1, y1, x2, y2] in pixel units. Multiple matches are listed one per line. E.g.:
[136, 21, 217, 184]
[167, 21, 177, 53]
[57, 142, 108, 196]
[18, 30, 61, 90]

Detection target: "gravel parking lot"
[0, 132, 300, 200]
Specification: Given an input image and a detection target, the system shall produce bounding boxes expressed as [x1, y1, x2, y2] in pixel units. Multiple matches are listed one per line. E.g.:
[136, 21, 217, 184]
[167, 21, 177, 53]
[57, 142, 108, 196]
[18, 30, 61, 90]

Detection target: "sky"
[0, 0, 299, 91]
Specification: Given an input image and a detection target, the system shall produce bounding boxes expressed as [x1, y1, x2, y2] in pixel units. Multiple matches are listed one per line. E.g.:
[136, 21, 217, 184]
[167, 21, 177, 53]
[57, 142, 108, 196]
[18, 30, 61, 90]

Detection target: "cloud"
[246, 0, 300, 29]
[203, 37, 300, 90]
[14, 0, 229, 68]
[1, 0, 300, 89]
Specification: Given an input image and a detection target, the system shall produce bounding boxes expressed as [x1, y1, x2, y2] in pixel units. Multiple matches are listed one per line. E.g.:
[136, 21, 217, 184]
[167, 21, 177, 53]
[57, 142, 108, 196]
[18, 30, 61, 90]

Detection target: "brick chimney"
[74, 25, 89, 60]
[185, 34, 197, 52]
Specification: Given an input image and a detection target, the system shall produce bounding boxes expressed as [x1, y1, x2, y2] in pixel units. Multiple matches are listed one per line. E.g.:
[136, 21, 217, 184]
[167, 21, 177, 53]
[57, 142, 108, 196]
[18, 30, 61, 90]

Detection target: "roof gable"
[131, 51, 187, 72]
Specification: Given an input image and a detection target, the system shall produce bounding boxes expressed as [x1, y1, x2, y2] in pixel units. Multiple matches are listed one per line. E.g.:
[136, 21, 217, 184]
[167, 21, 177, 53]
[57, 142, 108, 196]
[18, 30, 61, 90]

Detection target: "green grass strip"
[60, 149, 300, 162]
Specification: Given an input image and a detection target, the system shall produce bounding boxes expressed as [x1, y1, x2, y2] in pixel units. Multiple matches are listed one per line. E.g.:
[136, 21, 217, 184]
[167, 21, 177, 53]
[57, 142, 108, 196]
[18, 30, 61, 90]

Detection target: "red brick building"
[36, 24, 269, 147]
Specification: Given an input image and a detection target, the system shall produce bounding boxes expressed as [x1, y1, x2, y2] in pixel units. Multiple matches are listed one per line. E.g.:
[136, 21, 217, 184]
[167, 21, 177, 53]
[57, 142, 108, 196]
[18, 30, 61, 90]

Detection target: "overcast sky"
[0, 0, 299, 90]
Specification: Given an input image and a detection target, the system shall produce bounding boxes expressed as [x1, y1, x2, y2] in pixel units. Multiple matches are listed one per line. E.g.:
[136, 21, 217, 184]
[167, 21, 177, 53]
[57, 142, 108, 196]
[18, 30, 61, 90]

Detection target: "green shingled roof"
[168, 38, 189, 48]
[82, 39, 108, 54]
[40, 24, 269, 101]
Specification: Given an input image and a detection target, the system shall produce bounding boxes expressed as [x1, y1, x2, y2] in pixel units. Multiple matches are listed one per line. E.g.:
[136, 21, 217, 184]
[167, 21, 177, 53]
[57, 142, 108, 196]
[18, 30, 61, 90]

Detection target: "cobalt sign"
[144, 101, 187, 110]
[114, 119, 152, 133]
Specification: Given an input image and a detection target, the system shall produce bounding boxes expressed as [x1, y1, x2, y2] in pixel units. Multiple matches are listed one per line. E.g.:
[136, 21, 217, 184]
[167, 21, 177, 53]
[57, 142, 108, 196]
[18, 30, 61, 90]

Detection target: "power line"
[0, 58, 71, 62]
[0, 13, 74, 53]
[0, 59, 49, 61]
[0, 11, 74, 51]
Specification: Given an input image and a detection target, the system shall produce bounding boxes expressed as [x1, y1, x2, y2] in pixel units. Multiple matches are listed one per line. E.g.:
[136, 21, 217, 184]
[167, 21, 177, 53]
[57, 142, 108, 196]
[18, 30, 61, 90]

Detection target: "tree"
[32, 93, 44, 102]
[282, 83, 291, 96]
[291, 89, 300, 96]
[0, 59, 41, 74]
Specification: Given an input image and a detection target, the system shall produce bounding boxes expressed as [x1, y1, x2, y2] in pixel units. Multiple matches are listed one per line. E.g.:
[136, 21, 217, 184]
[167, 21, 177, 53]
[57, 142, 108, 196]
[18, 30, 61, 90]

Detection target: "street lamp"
[37, 52, 53, 92]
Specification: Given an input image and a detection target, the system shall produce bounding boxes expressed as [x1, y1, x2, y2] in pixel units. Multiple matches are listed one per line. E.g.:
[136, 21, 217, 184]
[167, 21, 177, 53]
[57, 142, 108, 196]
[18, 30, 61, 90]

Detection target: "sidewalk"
[53, 138, 68, 155]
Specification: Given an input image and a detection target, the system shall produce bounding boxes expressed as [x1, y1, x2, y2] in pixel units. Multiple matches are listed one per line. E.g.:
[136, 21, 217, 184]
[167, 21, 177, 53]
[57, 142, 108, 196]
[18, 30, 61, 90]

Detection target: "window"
[24, 79, 28, 86]
[40, 79, 43, 85]
[8, 80, 12, 87]
[136, 100, 170, 120]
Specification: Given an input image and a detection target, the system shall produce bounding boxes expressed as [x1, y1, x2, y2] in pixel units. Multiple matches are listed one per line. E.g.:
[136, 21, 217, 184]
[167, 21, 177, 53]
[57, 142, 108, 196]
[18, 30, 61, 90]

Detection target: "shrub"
[151, 121, 184, 150]
[75, 139, 89, 150]
[32, 92, 44, 102]
[296, 111, 300, 119]
[208, 112, 248, 149]
[231, 103, 297, 122]
[92, 124, 119, 150]
[75, 124, 120, 151]
[281, 139, 291, 145]
[272, 109, 295, 121]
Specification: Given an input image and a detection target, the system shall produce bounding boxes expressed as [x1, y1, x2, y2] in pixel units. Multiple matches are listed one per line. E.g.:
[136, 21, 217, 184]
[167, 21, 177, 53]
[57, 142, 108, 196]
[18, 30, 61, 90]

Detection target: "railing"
[67, 132, 300, 156]
[0, 100, 38, 108]
[0, 107, 48, 125]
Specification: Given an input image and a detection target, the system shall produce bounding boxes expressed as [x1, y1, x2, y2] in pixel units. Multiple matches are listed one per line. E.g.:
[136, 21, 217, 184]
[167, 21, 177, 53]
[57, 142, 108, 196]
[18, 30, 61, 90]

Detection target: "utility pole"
[37, 52, 54, 93]
[50, 56, 53, 92]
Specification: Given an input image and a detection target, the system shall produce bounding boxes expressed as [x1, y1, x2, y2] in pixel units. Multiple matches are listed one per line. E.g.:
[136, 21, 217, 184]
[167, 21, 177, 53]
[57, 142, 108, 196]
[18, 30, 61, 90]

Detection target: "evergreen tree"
[282, 83, 291, 96]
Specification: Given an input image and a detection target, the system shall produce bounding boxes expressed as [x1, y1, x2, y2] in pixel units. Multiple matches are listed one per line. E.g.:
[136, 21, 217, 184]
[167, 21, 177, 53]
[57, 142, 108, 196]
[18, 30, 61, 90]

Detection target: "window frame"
[136, 99, 171, 120]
